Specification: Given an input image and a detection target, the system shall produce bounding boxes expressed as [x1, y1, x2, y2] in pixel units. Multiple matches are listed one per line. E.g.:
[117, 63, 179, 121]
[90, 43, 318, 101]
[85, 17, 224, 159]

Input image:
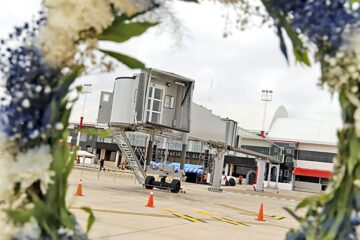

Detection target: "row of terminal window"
[242, 145, 335, 163]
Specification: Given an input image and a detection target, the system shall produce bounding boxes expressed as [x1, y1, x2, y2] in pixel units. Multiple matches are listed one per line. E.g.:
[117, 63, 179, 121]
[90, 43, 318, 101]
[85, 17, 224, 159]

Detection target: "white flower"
[58, 226, 74, 237]
[14, 218, 41, 240]
[39, 0, 115, 67]
[109, 0, 153, 16]
[55, 123, 64, 130]
[351, 86, 359, 93]
[17, 145, 55, 194]
[0, 207, 18, 240]
[0, 148, 18, 202]
[21, 99, 30, 108]
[0, 129, 8, 152]
[347, 65, 357, 74]
[39, 0, 155, 67]
[351, 71, 359, 80]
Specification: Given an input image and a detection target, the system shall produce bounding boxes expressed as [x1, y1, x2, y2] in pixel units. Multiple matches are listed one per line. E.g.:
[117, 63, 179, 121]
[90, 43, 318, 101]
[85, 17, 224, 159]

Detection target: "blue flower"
[0, 16, 60, 149]
[272, 0, 360, 51]
[0, 46, 60, 147]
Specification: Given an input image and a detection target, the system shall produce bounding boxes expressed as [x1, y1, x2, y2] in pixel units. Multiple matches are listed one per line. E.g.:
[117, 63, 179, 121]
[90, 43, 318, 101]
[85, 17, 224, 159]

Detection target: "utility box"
[110, 69, 194, 132]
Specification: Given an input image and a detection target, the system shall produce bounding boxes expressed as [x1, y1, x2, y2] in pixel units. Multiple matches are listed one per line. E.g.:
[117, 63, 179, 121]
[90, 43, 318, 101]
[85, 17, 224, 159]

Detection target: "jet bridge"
[100, 69, 282, 193]
[108, 69, 194, 193]
[189, 103, 283, 192]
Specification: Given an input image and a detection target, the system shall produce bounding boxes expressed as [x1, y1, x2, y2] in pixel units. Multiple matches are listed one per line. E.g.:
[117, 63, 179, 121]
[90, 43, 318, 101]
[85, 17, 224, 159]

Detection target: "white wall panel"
[298, 143, 337, 153]
[190, 103, 226, 143]
[295, 160, 333, 171]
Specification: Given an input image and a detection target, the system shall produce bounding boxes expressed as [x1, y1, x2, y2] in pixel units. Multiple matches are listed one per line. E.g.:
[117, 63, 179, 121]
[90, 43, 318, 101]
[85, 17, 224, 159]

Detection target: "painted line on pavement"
[216, 203, 285, 220]
[195, 211, 249, 226]
[71, 207, 177, 219]
[232, 190, 299, 202]
[163, 209, 207, 223]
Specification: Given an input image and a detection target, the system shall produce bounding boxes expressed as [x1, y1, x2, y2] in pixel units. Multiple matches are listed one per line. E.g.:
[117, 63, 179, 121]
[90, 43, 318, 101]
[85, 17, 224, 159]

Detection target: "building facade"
[70, 70, 338, 192]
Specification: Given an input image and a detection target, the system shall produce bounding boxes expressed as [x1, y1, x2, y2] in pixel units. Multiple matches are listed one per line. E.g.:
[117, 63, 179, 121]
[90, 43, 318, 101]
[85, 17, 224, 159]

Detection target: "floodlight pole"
[260, 89, 273, 137]
[256, 89, 273, 192]
[75, 83, 93, 151]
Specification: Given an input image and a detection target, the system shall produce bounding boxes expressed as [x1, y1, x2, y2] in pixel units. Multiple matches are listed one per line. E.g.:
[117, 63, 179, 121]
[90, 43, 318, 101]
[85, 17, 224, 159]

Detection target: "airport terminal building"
[70, 71, 338, 193]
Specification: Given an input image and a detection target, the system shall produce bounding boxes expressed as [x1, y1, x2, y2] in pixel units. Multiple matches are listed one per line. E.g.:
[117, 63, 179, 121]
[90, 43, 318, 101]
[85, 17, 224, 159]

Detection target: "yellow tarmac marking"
[195, 211, 249, 226]
[71, 207, 177, 219]
[216, 203, 285, 220]
[163, 210, 206, 223]
[196, 211, 215, 217]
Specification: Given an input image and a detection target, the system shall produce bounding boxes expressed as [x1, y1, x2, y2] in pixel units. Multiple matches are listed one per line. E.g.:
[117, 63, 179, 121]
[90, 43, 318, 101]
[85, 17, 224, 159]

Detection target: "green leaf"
[81, 128, 112, 138]
[99, 17, 158, 43]
[261, 1, 310, 66]
[56, 66, 83, 101]
[275, 25, 289, 63]
[278, 15, 311, 66]
[100, 49, 145, 69]
[5, 209, 33, 224]
[296, 195, 319, 210]
[65, 146, 76, 180]
[60, 208, 74, 230]
[30, 193, 58, 239]
[284, 207, 304, 222]
[348, 137, 360, 174]
[81, 207, 95, 233]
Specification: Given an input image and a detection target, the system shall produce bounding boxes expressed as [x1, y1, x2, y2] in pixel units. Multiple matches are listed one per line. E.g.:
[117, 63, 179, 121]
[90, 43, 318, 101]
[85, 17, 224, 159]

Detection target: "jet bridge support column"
[180, 133, 188, 171]
[145, 133, 154, 171]
[267, 163, 272, 188]
[275, 164, 280, 189]
[256, 160, 266, 192]
[208, 149, 226, 192]
[114, 151, 120, 168]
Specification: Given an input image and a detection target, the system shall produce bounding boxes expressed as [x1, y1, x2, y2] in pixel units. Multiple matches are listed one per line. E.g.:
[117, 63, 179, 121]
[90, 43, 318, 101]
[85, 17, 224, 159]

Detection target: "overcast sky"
[0, 0, 342, 126]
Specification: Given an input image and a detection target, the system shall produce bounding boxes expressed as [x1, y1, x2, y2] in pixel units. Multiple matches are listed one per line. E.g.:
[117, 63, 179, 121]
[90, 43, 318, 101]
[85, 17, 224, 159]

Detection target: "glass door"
[146, 85, 164, 124]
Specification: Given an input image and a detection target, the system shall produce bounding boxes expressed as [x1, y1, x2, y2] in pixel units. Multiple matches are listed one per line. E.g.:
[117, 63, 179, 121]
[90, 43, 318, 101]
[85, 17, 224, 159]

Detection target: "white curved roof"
[267, 118, 339, 145]
[220, 103, 288, 132]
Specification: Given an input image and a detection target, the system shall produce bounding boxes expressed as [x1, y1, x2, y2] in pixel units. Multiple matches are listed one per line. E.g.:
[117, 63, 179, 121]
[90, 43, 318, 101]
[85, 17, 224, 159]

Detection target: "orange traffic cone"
[74, 179, 84, 197]
[145, 192, 155, 208]
[256, 203, 265, 221]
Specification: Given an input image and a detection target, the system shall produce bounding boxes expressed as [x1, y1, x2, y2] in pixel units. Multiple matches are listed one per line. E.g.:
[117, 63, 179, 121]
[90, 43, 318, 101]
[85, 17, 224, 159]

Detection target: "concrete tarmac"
[68, 168, 314, 240]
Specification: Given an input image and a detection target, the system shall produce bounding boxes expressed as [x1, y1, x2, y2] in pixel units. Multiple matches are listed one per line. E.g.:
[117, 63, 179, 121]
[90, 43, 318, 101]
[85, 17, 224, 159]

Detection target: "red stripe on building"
[293, 167, 332, 179]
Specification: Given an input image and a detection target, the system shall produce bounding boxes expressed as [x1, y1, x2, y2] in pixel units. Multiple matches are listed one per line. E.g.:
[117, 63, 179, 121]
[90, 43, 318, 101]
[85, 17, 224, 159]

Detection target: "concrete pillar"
[229, 164, 234, 176]
[164, 148, 169, 164]
[224, 164, 229, 176]
[121, 153, 126, 164]
[180, 133, 188, 170]
[256, 160, 266, 192]
[267, 163, 272, 188]
[276, 164, 280, 189]
[92, 148, 97, 162]
[208, 149, 226, 192]
[145, 134, 154, 170]
[114, 151, 120, 168]
[100, 149, 106, 160]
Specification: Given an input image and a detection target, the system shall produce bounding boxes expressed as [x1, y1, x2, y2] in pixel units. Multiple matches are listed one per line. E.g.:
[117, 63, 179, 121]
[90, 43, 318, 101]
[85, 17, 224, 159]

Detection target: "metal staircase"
[111, 127, 147, 185]
[134, 146, 146, 165]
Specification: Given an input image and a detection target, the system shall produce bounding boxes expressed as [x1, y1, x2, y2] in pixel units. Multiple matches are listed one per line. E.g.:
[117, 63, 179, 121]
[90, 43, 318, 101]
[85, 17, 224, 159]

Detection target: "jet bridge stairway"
[110, 127, 147, 185]
[110, 125, 182, 193]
